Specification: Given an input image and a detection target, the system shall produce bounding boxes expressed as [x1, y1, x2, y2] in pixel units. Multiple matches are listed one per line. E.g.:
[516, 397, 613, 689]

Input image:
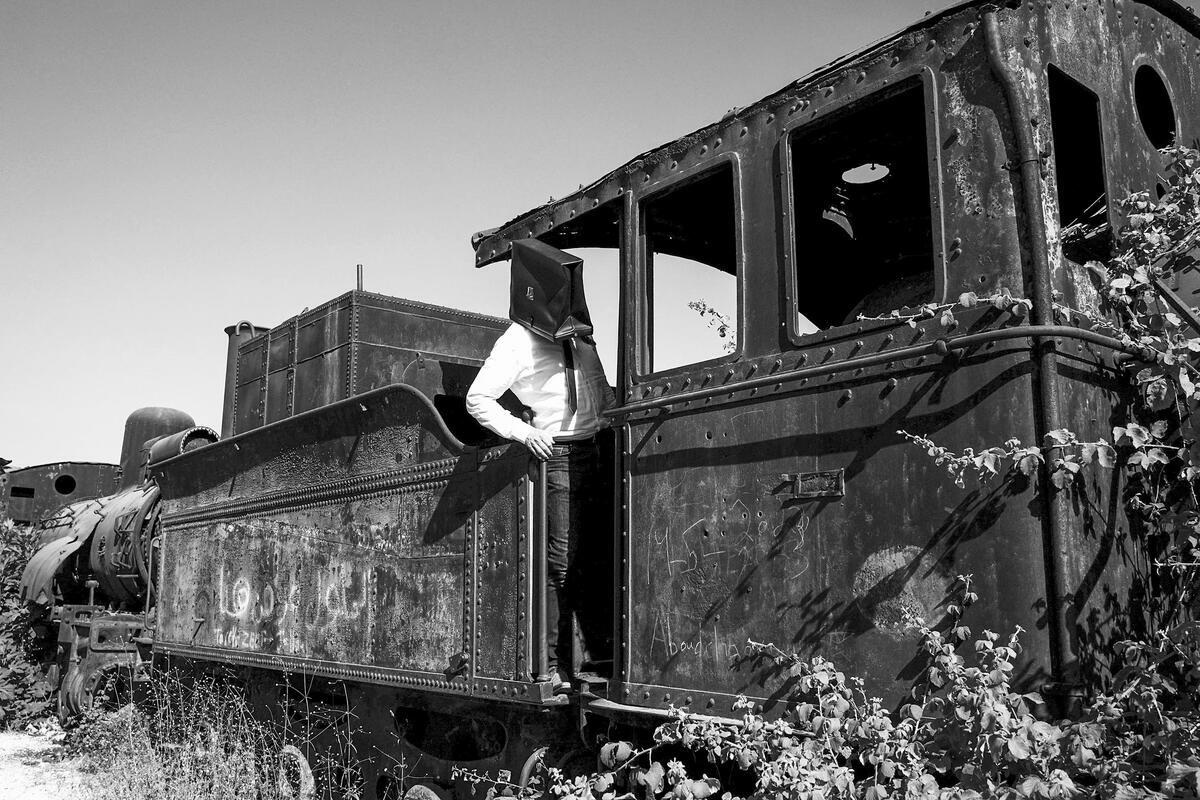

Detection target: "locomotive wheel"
[56, 666, 88, 722]
[277, 744, 316, 800]
[57, 655, 139, 722]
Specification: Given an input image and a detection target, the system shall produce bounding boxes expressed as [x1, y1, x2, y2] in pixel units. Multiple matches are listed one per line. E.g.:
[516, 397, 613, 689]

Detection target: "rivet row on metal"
[155, 642, 469, 693]
[163, 456, 463, 527]
[474, 10, 965, 266]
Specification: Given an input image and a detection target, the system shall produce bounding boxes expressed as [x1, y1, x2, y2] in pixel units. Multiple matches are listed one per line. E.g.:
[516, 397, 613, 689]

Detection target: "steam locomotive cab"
[469, 0, 1200, 726]
[18, 1, 1200, 798]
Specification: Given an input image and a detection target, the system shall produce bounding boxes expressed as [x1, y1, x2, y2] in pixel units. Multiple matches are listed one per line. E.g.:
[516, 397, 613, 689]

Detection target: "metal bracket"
[444, 649, 469, 679]
[776, 468, 845, 499]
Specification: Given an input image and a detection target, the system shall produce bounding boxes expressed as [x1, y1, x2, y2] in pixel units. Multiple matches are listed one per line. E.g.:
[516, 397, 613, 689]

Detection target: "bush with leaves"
[0, 515, 53, 727]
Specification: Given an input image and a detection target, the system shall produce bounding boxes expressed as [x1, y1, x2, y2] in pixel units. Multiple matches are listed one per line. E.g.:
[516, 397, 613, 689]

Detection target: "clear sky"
[2, 0, 941, 468]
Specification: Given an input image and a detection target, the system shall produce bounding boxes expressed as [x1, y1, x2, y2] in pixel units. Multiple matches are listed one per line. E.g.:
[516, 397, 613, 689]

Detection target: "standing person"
[466, 239, 614, 691]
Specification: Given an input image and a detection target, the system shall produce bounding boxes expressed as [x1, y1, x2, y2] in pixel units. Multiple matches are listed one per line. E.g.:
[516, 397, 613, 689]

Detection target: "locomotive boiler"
[20, 1, 1200, 797]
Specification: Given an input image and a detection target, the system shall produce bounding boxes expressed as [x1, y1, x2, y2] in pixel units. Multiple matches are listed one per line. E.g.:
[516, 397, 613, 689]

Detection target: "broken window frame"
[1046, 63, 1113, 264]
[779, 66, 946, 345]
[633, 153, 745, 379]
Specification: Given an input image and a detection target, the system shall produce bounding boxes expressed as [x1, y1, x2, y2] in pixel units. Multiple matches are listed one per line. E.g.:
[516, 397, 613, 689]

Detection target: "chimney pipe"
[118, 407, 195, 488]
[221, 321, 268, 438]
[356, 264, 364, 292]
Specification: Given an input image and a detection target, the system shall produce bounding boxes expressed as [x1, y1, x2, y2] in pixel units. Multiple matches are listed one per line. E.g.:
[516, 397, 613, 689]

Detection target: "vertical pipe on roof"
[983, 6, 1074, 688]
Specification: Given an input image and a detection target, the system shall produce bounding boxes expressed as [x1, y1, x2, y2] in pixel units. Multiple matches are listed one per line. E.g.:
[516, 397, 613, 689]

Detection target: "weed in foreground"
[68, 671, 293, 800]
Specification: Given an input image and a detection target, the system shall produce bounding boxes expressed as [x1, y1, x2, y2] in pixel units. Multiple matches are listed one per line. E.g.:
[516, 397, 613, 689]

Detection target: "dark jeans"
[544, 436, 611, 676]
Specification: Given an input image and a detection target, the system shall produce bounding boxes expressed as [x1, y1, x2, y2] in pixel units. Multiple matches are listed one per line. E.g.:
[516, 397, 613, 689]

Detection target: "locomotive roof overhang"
[472, 0, 1200, 269]
[6, 461, 118, 474]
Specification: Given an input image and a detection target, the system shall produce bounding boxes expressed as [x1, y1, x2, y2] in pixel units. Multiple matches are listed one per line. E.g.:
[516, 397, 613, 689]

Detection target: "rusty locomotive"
[2, 461, 120, 526]
[19, 0, 1200, 797]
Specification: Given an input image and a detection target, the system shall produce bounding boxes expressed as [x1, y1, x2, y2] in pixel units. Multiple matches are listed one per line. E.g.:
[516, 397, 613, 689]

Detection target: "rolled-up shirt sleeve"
[467, 330, 536, 441]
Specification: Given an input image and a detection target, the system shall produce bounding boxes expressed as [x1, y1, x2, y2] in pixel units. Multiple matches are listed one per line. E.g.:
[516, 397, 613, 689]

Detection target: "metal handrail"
[605, 324, 1148, 418]
[533, 460, 550, 682]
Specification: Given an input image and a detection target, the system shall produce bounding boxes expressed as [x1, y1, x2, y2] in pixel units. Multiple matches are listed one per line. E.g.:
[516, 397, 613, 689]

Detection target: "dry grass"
[69, 670, 335, 800]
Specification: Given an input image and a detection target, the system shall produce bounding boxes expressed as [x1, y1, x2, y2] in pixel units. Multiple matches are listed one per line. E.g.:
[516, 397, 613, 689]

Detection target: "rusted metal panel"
[237, 335, 267, 385]
[619, 314, 1056, 710]
[235, 334, 269, 433]
[159, 486, 474, 675]
[155, 385, 465, 508]
[2, 462, 120, 526]
[778, 469, 844, 499]
[161, 502, 467, 671]
[1050, 347, 1142, 683]
[18, 497, 106, 608]
[221, 322, 268, 439]
[472, 451, 532, 681]
[992, 0, 1199, 682]
[296, 297, 352, 362]
[265, 367, 292, 423]
[268, 323, 295, 369]
[230, 291, 507, 436]
[234, 378, 265, 433]
[293, 347, 347, 416]
[88, 484, 159, 606]
[154, 385, 548, 701]
[353, 295, 508, 364]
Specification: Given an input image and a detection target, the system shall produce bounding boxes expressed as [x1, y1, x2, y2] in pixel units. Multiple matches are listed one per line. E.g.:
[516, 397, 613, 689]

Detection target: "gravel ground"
[0, 729, 90, 800]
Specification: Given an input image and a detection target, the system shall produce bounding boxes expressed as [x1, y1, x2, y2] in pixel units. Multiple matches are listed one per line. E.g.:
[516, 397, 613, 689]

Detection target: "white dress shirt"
[467, 323, 615, 441]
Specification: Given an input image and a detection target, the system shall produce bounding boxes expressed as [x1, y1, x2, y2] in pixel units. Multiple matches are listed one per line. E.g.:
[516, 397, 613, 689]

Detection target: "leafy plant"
[688, 300, 737, 352]
[0, 515, 53, 727]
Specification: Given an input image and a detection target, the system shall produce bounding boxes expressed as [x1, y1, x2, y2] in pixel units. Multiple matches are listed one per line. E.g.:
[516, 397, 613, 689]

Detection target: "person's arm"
[590, 341, 617, 420]
[601, 380, 617, 414]
[467, 332, 556, 459]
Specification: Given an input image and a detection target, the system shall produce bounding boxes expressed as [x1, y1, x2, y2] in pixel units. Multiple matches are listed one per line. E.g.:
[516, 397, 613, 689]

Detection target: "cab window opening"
[789, 79, 935, 331]
[1049, 66, 1112, 264]
[640, 161, 739, 374]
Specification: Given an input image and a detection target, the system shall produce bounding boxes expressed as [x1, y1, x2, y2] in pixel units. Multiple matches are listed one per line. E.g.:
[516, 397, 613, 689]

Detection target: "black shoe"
[547, 670, 571, 694]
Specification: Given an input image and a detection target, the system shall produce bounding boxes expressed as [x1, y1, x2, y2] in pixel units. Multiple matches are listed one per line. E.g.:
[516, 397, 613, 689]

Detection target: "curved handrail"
[606, 324, 1148, 418]
[153, 382, 474, 474]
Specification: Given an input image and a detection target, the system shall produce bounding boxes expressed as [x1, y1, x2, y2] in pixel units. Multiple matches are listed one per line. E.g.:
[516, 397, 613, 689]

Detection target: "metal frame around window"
[779, 65, 946, 347]
[632, 152, 745, 380]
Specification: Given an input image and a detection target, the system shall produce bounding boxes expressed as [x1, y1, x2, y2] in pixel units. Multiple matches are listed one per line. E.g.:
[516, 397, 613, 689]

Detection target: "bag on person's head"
[509, 239, 592, 343]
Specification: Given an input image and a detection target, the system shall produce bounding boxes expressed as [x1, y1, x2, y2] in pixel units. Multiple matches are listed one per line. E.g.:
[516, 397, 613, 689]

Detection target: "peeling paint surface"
[626, 345, 1055, 705]
[157, 386, 530, 684]
[162, 495, 468, 671]
[851, 545, 951, 637]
